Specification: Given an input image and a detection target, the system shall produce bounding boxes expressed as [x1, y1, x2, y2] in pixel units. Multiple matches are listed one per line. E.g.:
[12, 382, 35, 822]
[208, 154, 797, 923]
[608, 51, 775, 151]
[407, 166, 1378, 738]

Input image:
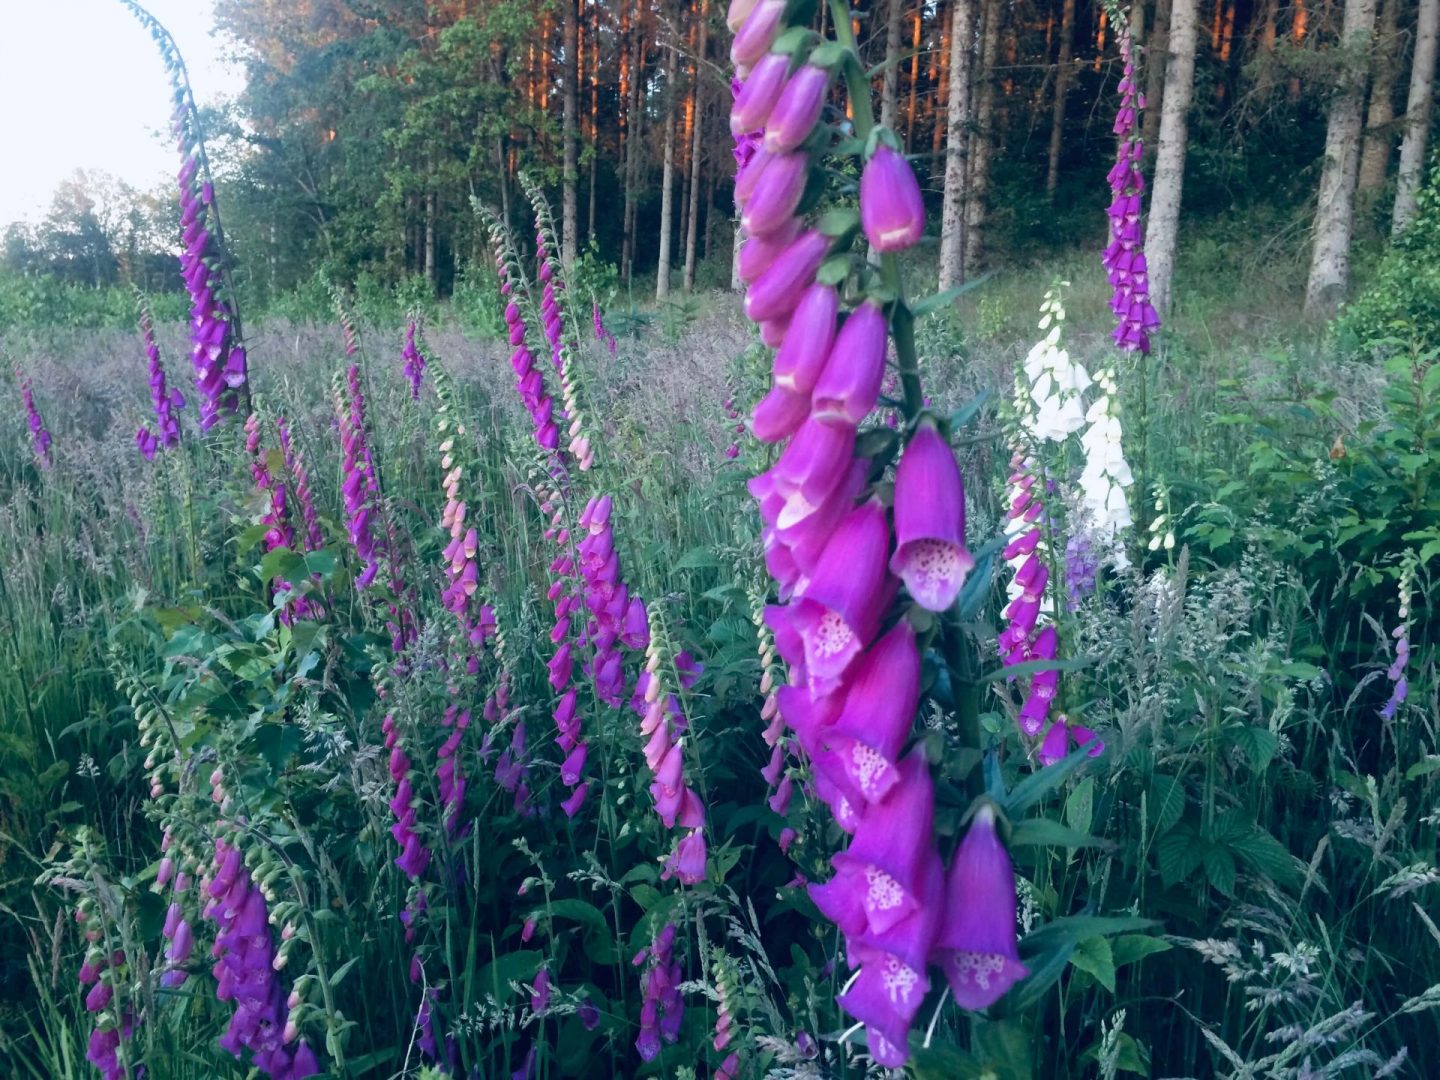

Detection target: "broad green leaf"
[1069, 936, 1116, 992]
[1009, 817, 1108, 850]
[1112, 934, 1172, 969]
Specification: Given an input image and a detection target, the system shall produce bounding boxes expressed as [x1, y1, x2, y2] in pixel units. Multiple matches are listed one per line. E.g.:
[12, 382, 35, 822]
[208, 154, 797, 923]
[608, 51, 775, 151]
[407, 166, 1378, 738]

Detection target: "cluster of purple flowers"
[172, 102, 246, 430]
[1103, 29, 1160, 354]
[496, 254, 562, 454]
[591, 300, 617, 355]
[999, 454, 1101, 764]
[630, 636, 709, 884]
[157, 832, 195, 989]
[202, 838, 318, 1079]
[1382, 565, 1413, 719]
[401, 319, 427, 399]
[437, 417, 498, 652]
[338, 366, 384, 590]
[633, 923, 684, 1062]
[536, 224, 567, 372]
[491, 677, 534, 816]
[18, 370, 52, 467]
[728, 2, 1034, 1062]
[75, 903, 135, 1080]
[276, 417, 325, 554]
[136, 304, 184, 460]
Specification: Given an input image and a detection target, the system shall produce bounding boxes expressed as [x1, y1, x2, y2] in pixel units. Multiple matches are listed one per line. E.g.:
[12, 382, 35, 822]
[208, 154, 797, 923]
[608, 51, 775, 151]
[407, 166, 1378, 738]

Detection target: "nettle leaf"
[1068, 936, 1116, 992]
[1064, 776, 1095, 836]
[1112, 933, 1173, 968]
[1156, 827, 1202, 886]
[1202, 845, 1237, 897]
[1149, 775, 1186, 835]
[1227, 725, 1279, 772]
[1228, 826, 1304, 889]
[675, 547, 719, 571]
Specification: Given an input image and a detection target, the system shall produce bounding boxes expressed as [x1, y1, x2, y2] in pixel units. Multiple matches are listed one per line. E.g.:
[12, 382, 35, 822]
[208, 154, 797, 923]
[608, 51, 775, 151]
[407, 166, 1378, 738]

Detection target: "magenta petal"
[763, 64, 830, 153]
[745, 230, 830, 324]
[811, 301, 888, 426]
[890, 419, 974, 610]
[751, 383, 810, 443]
[822, 620, 922, 804]
[860, 143, 925, 253]
[772, 283, 838, 394]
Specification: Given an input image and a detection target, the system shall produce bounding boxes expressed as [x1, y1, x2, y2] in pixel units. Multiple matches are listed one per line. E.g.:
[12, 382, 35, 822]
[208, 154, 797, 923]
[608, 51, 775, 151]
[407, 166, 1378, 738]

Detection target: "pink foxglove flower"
[763, 63, 829, 152]
[731, 52, 790, 134]
[890, 419, 975, 611]
[932, 804, 1029, 1009]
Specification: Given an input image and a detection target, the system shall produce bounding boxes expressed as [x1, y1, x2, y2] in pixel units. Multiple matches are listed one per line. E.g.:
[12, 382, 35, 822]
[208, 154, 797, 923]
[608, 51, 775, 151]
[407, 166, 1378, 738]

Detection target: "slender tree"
[1046, 0, 1078, 199]
[1142, 0, 1171, 160]
[684, 0, 709, 291]
[1395, 0, 1440, 231]
[1145, 0, 1198, 315]
[657, 33, 679, 301]
[562, 0, 580, 267]
[881, 0, 906, 128]
[1304, 0, 1378, 317]
[939, 0, 976, 289]
[966, 0, 1002, 273]
[1357, 0, 1401, 197]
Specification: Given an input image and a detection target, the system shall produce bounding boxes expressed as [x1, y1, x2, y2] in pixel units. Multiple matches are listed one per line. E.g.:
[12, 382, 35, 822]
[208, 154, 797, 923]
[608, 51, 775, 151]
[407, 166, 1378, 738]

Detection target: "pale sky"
[0, 0, 243, 227]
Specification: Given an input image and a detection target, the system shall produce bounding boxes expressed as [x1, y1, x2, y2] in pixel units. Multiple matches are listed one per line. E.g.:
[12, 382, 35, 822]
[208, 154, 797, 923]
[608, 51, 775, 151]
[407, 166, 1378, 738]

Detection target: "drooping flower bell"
[860, 143, 925, 253]
[890, 419, 975, 611]
[932, 803, 1029, 1010]
[763, 63, 830, 153]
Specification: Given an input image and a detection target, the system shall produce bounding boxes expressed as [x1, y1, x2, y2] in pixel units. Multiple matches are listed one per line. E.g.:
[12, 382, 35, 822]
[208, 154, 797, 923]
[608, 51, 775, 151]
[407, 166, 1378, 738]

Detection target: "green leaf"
[1149, 776, 1186, 835]
[1156, 828, 1202, 886]
[258, 547, 305, 585]
[1002, 739, 1104, 818]
[329, 958, 359, 988]
[475, 949, 542, 1003]
[1068, 936, 1116, 992]
[1112, 934, 1172, 969]
[946, 388, 993, 433]
[816, 206, 860, 237]
[1064, 776, 1095, 836]
[979, 655, 1093, 683]
[911, 272, 995, 317]
[1228, 826, 1303, 889]
[1008, 817, 1108, 850]
[1021, 915, 1158, 954]
[675, 548, 719, 571]
[815, 254, 852, 286]
[1227, 726, 1278, 771]
[1202, 845, 1237, 896]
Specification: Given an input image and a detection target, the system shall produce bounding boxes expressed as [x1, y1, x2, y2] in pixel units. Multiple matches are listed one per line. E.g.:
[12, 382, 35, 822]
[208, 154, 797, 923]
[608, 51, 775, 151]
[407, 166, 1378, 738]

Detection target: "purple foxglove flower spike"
[860, 143, 926, 253]
[890, 418, 976, 611]
[18, 372, 52, 467]
[738, 215, 803, 282]
[932, 803, 1029, 1009]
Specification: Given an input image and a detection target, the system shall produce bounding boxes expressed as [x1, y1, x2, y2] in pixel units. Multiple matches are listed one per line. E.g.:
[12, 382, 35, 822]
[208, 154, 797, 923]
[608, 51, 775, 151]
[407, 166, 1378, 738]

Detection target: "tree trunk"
[1045, 0, 1077, 200]
[1142, 0, 1172, 163]
[1357, 0, 1401, 197]
[933, 0, 953, 157]
[939, 0, 975, 290]
[657, 39, 679, 302]
[1144, 0, 1198, 316]
[622, 1, 646, 287]
[907, 3, 923, 148]
[1394, 0, 1439, 231]
[562, 0, 579, 268]
[424, 188, 437, 291]
[1303, 0, 1378, 317]
[685, 0, 709, 291]
[881, 0, 906, 129]
[965, 0, 1001, 274]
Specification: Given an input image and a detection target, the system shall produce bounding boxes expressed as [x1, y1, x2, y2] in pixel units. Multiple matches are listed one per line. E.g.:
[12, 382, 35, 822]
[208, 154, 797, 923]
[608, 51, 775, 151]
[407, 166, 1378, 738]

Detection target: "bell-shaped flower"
[811, 301, 887, 427]
[741, 151, 809, 237]
[932, 803, 1028, 1010]
[764, 64, 830, 152]
[730, 0, 786, 66]
[859, 144, 925, 253]
[889, 419, 975, 611]
[744, 229, 830, 324]
[772, 283, 837, 394]
[731, 52, 790, 133]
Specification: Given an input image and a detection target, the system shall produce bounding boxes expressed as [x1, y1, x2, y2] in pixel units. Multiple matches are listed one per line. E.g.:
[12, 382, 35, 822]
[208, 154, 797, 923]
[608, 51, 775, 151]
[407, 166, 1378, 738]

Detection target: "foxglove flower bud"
[763, 64, 830, 153]
[860, 144, 925, 253]
[731, 52, 790, 135]
[772, 283, 838, 393]
[745, 230, 830, 324]
[730, 0, 786, 67]
[740, 152, 809, 238]
[811, 300, 888, 426]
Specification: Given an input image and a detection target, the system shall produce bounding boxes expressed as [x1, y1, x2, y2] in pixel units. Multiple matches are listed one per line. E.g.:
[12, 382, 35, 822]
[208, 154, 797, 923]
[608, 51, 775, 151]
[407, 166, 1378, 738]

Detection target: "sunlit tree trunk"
[966, 0, 1001, 274]
[933, 0, 952, 156]
[1304, 0, 1377, 317]
[1394, 0, 1439, 231]
[424, 188, 437, 291]
[622, 0, 646, 287]
[1045, 0, 1077, 200]
[562, 0, 579, 268]
[906, 3, 923, 148]
[657, 37, 679, 302]
[684, 0, 709, 291]
[1145, 0, 1197, 316]
[939, 0, 975, 290]
[1357, 0, 1400, 197]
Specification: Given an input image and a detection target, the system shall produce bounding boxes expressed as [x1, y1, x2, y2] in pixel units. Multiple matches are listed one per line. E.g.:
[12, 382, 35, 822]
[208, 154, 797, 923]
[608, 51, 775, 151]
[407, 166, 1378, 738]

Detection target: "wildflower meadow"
[1, 0, 1439, 1077]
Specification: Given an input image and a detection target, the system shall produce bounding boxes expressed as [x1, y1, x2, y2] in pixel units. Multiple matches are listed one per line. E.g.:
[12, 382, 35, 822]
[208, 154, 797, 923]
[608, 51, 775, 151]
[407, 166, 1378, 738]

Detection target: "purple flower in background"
[18, 370, 52, 467]
[635, 923, 684, 1062]
[338, 366, 384, 590]
[136, 300, 185, 458]
[401, 319, 427, 399]
[592, 301, 617, 355]
[1102, 30, 1160, 354]
[1382, 562, 1414, 720]
[932, 804, 1029, 1010]
[1064, 531, 1099, 609]
[276, 417, 324, 553]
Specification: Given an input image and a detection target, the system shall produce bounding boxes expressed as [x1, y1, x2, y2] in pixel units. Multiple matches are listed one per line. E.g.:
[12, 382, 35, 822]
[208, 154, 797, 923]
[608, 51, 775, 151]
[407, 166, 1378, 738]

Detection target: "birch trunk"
[424, 189, 437, 291]
[1045, 0, 1077, 200]
[657, 39, 679, 302]
[1303, 0, 1378, 317]
[1394, 0, 1439, 232]
[1357, 0, 1400, 196]
[684, 0, 709, 291]
[1144, 0, 1198, 316]
[561, 0, 579, 268]
[966, 0, 1001, 274]
[938, 0, 975, 291]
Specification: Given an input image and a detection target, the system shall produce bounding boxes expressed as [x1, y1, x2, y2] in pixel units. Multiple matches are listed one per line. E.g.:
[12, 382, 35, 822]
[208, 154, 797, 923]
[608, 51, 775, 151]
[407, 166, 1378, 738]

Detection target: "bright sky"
[0, 0, 242, 227]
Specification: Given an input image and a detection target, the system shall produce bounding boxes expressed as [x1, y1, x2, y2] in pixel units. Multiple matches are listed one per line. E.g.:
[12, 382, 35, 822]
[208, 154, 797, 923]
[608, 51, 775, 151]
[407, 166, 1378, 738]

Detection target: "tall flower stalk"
[135, 294, 185, 460]
[728, 0, 1030, 1062]
[17, 370, 52, 468]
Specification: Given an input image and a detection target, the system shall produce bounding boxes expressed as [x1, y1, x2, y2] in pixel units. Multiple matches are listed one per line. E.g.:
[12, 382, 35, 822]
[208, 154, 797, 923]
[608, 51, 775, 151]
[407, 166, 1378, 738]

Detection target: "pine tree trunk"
[1142, 0, 1172, 163]
[1394, 0, 1439, 231]
[966, 0, 1001, 274]
[907, 3, 923, 148]
[933, 0, 953, 157]
[657, 40, 679, 302]
[881, 0, 906, 129]
[1144, 0, 1198, 316]
[731, 224, 744, 291]
[684, 0, 709, 291]
[939, 0, 975, 290]
[622, 3, 646, 287]
[562, 0, 580, 268]
[1357, 0, 1400, 196]
[1045, 0, 1077, 200]
[1304, 0, 1378, 317]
